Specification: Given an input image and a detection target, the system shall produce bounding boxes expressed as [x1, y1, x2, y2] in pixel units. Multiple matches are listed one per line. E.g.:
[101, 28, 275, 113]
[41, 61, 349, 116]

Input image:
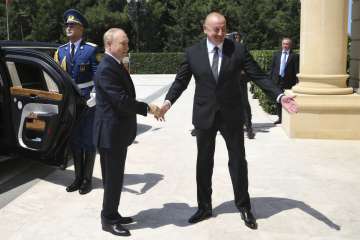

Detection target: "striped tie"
[212, 46, 219, 82]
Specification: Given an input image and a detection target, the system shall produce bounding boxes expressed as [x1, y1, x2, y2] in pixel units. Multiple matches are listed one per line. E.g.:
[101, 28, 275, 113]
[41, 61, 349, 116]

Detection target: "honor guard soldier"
[54, 9, 98, 194]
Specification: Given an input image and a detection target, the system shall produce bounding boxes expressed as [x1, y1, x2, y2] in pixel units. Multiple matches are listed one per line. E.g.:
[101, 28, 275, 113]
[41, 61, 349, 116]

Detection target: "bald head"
[203, 12, 227, 45]
[204, 12, 226, 27]
[103, 28, 129, 61]
[104, 28, 126, 48]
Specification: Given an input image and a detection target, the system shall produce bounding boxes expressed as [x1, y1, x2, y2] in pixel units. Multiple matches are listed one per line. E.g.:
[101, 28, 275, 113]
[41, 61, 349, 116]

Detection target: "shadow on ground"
[188, 122, 275, 138]
[128, 197, 340, 231]
[0, 123, 159, 208]
[45, 170, 163, 195]
[0, 157, 163, 209]
[137, 124, 152, 136]
[252, 122, 276, 133]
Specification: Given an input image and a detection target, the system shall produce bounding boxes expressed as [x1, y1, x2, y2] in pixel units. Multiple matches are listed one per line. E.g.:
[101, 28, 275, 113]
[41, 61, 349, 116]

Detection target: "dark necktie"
[70, 44, 75, 62]
[212, 46, 219, 82]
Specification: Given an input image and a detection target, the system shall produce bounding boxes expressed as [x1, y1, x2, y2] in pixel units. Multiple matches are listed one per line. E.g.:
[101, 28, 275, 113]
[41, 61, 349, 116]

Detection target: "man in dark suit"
[93, 28, 159, 237]
[158, 12, 298, 229]
[270, 37, 299, 124]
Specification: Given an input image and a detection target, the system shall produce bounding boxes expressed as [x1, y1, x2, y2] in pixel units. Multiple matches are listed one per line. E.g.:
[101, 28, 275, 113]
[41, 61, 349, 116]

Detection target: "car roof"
[0, 40, 60, 50]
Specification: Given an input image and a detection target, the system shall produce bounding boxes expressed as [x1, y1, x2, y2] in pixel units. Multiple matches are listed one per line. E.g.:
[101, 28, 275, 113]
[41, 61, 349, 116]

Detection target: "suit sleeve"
[97, 66, 148, 116]
[241, 47, 282, 101]
[269, 53, 277, 82]
[165, 51, 193, 104]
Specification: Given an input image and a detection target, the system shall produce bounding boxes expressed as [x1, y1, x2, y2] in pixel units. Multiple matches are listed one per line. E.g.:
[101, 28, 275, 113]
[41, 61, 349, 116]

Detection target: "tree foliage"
[1, 0, 300, 51]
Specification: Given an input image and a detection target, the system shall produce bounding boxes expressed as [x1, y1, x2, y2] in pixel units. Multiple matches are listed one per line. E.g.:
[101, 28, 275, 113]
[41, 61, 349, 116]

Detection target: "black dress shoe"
[274, 119, 282, 124]
[59, 164, 67, 170]
[79, 180, 92, 195]
[190, 129, 197, 136]
[66, 180, 81, 192]
[247, 129, 255, 139]
[118, 216, 134, 224]
[188, 208, 212, 224]
[239, 209, 257, 229]
[102, 222, 131, 236]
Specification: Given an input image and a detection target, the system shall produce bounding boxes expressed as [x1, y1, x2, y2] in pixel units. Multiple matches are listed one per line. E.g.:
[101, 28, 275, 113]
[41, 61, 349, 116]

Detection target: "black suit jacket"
[270, 50, 299, 89]
[93, 54, 148, 149]
[165, 38, 282, 129]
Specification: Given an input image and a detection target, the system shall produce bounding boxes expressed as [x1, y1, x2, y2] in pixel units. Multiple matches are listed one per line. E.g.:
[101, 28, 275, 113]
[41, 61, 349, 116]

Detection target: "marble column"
[349, 0, 360, 89]
[283, 0, 360, 139]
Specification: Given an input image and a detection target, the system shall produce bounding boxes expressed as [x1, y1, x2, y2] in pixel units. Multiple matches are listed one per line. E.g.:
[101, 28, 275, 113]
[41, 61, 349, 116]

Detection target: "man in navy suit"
[54, 9, 98, 194]
[270, 37, 299, 124]
[158, 12, 298, 229]
[93, 28, 159, 237]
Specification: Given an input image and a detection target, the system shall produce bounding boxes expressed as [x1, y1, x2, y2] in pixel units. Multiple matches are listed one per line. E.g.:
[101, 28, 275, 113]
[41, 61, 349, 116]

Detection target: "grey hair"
[103, 28, 125, 48]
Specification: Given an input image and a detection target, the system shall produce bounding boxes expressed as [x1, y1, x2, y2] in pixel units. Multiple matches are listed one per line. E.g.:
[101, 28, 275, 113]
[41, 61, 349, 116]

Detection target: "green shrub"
[250, 50, 274, 72]
[249, 50, 277, 114]
[129, 50, 274, 74]
[252, 85, 277, 114]
[129, 52, 185, 74]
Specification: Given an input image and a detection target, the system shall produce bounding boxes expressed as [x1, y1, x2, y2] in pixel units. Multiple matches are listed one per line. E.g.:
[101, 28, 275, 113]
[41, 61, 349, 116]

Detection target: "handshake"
[148, 102, 170, 121]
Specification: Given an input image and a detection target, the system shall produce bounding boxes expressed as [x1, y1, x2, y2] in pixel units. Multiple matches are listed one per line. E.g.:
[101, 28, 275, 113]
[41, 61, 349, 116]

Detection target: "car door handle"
[29, 94, 40, 100]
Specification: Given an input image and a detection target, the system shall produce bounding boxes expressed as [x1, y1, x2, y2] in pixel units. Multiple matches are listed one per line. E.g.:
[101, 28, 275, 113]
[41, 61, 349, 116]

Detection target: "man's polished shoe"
[66, 180, 81, 192]
[239, 208, 257, 229]
[188, 208, 212, 224]
[190, 128, 197, 136]
[274, 119, 282, 125]
[79, 180, 92, 195]
[246, 129, 255, 139]
[102, 222, 131, 236]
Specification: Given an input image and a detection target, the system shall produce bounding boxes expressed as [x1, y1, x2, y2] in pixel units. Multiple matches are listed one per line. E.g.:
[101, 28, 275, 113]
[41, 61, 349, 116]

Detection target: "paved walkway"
[1, 75, 360, 239]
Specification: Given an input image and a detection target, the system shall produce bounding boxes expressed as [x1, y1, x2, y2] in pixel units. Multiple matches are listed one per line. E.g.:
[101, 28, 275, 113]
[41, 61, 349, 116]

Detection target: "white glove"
[86, 92, 96, 107]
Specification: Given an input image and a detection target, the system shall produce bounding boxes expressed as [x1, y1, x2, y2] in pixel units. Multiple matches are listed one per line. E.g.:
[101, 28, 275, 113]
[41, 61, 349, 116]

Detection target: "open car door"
[0, 47, 84, 165]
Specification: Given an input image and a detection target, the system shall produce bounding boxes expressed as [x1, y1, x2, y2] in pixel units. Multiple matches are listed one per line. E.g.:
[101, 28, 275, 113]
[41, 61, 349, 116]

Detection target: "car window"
[43, 70, 59, 92]
[6, 62, 21, 87]
[6, 61, 59, 93]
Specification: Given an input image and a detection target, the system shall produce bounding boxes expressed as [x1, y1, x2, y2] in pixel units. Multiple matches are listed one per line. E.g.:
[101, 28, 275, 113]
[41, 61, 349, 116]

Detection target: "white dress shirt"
[69, 38, 82, 54]
[206, 38, 223, 75]
[279, 50, 289, 77]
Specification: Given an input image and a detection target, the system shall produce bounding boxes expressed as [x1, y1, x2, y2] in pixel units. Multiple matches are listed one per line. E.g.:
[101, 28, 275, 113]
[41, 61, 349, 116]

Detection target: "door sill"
[0, 155, 17, 163]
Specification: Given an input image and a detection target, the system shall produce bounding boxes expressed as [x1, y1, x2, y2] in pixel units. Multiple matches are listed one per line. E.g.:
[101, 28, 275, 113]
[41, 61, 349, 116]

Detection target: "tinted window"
[6, 61, 58, 92]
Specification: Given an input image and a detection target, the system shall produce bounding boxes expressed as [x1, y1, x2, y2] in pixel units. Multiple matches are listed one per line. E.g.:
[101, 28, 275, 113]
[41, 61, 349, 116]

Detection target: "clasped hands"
[147, 102, 170, 121]
[149, 95, 299, 121]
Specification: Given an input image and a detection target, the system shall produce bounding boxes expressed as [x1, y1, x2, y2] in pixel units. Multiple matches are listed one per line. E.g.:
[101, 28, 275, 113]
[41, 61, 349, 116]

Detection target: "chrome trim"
[18, 103, 58, 151]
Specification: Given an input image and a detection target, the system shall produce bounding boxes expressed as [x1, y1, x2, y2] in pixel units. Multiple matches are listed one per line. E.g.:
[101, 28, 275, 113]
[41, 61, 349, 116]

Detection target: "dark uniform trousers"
[196, 111, 250, 211]
[99, 147, 128, 220]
